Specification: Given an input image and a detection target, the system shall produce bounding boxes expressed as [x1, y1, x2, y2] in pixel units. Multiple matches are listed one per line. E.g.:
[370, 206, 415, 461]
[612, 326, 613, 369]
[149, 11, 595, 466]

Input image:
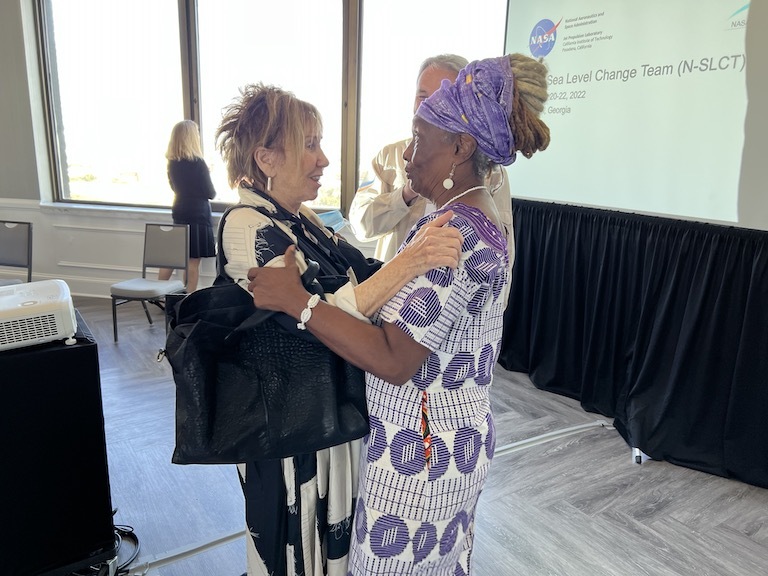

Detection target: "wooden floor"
[72, 296, 768, 576]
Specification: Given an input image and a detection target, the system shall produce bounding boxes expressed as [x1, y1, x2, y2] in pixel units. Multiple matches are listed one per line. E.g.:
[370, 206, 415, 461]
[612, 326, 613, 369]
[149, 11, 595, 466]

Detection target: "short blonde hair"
[215, 83, 323, 190]
[166, 120, 203, 161]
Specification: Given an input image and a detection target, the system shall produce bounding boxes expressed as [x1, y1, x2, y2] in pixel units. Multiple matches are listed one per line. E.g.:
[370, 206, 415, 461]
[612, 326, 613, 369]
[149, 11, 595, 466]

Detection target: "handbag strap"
[214, 204, 249, 285]
[237, 188, 352, 278]
[230, 259, 320, 335]
[216, 201, 336, 280]
[215, 197, 339, 345]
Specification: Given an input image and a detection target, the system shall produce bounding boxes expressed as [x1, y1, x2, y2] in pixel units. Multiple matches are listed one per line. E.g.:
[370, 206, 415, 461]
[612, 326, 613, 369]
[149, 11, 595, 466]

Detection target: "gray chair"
[110, 223, 189, 342]
[0, 220, 32, 286]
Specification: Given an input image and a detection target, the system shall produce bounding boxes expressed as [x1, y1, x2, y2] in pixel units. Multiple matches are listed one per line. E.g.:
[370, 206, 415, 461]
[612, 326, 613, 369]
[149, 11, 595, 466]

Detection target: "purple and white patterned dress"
[348, 203, 509, 575]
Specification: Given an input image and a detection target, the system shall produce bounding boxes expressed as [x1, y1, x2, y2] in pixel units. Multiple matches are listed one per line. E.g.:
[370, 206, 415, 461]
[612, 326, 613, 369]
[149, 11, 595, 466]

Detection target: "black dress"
[167, 158, 216, 258]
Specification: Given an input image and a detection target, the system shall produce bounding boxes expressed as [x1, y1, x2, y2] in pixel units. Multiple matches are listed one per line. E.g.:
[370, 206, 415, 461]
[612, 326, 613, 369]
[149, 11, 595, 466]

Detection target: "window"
[38, 0, 345, 210]
[196, 0, 343, 208]
[37, 0, 508, 212]
[357, 0, 508, 187]
[39, 0, 184, 207]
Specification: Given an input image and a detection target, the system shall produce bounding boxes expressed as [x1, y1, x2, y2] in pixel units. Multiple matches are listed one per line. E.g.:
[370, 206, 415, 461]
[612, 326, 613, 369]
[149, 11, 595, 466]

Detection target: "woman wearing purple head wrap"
[247, 53, 550, 575]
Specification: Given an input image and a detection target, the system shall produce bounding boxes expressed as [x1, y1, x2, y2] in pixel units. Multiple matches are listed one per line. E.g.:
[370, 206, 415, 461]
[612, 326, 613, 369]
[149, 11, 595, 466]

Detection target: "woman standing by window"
[159, 120, 217, 291]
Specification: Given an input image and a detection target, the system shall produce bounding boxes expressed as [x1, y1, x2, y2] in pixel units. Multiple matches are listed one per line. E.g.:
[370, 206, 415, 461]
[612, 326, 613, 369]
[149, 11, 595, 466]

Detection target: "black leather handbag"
[164, 274, 369, 464]
[163, 200, 372, 464]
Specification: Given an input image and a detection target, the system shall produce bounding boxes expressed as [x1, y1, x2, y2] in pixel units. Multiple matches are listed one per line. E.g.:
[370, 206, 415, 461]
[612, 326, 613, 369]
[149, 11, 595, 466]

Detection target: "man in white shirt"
[350, 54, 514, 264]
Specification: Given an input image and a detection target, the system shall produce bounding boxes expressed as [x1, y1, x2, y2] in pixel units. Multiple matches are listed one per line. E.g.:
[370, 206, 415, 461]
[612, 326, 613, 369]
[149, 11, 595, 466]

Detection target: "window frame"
[34, 0, 191, 211]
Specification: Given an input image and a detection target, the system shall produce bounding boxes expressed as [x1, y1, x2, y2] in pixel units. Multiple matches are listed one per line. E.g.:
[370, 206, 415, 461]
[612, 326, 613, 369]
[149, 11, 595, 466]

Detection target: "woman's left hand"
[247, 246, 308, 313]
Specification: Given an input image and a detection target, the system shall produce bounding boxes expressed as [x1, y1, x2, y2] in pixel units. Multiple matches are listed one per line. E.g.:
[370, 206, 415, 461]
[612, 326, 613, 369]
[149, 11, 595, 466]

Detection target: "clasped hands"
[247, 210, 462, 314]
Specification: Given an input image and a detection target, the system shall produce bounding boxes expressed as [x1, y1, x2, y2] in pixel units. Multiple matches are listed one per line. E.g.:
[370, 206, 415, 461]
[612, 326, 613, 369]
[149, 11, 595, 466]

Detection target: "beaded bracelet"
[297, 293, 321, 330]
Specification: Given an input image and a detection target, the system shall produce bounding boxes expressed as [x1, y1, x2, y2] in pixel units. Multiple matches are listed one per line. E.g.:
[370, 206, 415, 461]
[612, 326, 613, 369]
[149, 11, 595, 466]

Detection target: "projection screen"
[504, 0, 750, 225]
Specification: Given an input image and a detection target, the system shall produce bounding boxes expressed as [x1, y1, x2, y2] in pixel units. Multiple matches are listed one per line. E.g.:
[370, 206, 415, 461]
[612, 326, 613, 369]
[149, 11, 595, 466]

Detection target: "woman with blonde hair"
[214, 83, 463, 575]
[159, 119, 216, 291]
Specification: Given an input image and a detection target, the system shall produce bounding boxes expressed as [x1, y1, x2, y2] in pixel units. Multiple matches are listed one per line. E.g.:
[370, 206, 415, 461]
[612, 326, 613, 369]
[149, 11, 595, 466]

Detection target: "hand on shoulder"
[398, 210, 463, 274]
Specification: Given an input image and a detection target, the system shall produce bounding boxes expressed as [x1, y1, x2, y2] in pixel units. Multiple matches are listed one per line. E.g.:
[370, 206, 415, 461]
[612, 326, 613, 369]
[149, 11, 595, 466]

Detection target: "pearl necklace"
[443, 185, 488, 207]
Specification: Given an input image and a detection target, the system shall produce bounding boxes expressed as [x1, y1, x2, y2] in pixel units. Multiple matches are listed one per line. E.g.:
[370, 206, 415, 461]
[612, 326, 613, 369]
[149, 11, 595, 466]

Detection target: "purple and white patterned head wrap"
[416, 56, 516, 165]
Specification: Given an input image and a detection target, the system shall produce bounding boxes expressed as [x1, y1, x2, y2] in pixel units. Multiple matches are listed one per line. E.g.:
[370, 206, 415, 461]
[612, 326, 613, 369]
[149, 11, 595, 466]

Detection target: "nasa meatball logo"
[529, 18, 561, 57]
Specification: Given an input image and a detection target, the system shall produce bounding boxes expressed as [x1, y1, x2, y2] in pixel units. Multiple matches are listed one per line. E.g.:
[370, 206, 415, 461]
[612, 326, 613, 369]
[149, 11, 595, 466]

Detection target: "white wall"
[737, 0, 768, 229]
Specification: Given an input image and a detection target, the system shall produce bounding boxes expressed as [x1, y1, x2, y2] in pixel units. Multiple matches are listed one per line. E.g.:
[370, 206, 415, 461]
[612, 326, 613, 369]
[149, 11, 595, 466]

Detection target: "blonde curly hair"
[215, 83, 322, 190]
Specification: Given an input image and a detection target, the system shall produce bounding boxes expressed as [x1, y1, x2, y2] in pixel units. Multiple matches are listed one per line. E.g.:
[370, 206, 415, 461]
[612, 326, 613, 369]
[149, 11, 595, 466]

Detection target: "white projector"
[0, 279, 78, 352]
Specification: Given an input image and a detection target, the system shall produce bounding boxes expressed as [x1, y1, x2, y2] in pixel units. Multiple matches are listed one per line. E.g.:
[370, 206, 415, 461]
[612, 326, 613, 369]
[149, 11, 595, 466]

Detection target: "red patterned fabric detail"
[421, 390, 432, 468]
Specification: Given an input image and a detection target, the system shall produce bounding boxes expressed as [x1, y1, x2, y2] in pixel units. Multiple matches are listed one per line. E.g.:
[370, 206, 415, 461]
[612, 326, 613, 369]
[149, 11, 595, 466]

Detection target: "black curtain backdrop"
[498, 199, 768, 488]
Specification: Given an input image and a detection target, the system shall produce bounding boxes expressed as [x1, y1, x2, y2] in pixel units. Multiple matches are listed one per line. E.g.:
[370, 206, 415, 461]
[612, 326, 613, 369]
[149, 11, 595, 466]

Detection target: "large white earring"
[266, 176, 272, 192]
[442, 163, 456, 190]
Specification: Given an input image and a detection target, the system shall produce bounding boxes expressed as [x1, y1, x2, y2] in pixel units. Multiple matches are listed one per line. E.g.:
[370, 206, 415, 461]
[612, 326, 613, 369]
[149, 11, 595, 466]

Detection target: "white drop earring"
[266, 176, 272, 192]
[442, 164, 456, 190]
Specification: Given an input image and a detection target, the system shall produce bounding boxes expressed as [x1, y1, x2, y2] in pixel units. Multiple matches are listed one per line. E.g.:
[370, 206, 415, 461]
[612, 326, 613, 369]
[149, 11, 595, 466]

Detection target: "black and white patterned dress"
[221, 187, 361, 576]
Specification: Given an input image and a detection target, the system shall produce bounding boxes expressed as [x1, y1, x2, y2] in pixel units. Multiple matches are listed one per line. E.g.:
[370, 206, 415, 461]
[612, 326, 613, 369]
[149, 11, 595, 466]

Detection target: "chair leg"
[141, 300, 154, 325]
[112, 297, 119, 342]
